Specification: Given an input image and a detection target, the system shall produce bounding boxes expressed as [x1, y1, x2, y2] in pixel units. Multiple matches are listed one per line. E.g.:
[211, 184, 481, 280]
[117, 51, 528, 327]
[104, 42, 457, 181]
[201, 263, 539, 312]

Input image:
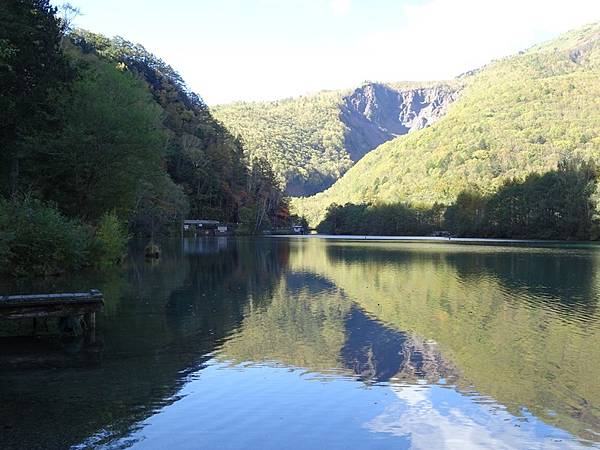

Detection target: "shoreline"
[267, 234, 599, 246]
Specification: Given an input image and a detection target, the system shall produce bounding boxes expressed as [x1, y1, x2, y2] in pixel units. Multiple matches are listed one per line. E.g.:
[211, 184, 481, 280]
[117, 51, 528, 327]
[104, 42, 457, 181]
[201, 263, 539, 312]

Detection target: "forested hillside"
[293, 22, 600, 226]
[68, 30, 255, 223]
[213, 81, 459, 196]
[0, 1, 286, 276]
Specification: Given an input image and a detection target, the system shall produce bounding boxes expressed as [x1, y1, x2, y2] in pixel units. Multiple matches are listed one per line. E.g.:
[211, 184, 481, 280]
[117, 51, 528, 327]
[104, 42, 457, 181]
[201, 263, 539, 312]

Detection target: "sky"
[54, 0, 600, 105]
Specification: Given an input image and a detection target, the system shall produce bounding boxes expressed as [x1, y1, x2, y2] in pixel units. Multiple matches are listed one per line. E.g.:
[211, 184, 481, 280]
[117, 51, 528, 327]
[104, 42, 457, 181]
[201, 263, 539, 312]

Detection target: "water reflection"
[0, 239, 285, 449]
[1, 238, 600, 449]
[342, 307, 457, 384]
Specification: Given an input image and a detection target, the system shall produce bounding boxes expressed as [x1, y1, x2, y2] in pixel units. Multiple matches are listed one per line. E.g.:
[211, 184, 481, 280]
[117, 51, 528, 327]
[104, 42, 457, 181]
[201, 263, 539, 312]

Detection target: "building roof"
[184, 220, 221, 225]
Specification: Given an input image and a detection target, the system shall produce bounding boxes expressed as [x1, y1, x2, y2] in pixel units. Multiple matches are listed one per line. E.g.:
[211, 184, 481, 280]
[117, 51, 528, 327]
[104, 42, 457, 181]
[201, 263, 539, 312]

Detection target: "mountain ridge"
[292, 21, 600, 225]
[212, 80, 461, 196]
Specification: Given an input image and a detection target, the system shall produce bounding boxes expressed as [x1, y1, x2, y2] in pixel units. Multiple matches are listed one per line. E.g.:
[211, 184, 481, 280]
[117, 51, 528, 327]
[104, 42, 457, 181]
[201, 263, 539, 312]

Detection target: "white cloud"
[366, 384, 586, 450]
[330, 0, 351, 17]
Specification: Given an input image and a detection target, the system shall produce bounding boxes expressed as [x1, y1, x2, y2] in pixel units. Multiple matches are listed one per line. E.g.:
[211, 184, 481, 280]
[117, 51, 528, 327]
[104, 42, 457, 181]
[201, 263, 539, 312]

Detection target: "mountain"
[212, 81, 459, 196]
[293, 22, 600, 225]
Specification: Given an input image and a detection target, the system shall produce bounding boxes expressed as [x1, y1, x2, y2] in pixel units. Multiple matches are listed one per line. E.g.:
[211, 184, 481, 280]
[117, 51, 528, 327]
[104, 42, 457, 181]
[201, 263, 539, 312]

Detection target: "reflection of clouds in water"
[366, 384, 586, 450]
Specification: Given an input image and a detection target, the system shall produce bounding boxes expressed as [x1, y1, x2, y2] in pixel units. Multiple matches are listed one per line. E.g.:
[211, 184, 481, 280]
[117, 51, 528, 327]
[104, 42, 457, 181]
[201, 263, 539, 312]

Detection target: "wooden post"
[84, 311, 96, 344]
[84, 311, 96, 330]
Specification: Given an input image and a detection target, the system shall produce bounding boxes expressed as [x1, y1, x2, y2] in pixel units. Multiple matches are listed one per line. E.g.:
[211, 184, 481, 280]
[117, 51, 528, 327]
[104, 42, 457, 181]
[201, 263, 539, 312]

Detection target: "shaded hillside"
[213, 82, 459, 196]
[293, 22, 600, 225]
[69, 30, 251, 222]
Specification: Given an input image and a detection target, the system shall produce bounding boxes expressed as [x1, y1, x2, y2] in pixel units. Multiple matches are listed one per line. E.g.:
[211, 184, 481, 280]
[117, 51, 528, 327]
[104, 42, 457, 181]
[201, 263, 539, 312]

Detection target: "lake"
[1, 237, 600, 449]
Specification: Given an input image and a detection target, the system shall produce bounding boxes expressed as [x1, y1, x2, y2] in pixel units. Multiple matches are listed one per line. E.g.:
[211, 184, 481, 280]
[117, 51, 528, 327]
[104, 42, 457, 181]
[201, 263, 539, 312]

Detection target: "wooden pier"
[0, 290, 104, 335]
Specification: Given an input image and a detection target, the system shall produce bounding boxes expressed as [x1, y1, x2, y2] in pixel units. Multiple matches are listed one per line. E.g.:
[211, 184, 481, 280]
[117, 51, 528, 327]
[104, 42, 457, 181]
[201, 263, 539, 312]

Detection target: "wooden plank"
[0, 304, 103, 320]
[0, 290, 103, 309]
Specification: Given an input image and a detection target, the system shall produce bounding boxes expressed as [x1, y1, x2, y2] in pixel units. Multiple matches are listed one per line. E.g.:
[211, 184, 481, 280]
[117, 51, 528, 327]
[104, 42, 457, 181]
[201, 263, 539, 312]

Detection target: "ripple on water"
[2, 238, 600, 449]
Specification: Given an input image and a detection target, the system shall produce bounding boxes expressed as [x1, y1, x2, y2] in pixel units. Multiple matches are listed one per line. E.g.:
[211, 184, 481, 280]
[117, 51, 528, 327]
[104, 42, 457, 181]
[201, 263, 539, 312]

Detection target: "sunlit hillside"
[213, 81, 459, 196]
[293, 22, 600, 225]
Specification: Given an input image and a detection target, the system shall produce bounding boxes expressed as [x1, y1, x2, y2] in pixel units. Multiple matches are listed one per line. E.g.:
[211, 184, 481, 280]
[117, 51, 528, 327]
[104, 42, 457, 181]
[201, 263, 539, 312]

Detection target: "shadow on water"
[0, 238, 287, 450]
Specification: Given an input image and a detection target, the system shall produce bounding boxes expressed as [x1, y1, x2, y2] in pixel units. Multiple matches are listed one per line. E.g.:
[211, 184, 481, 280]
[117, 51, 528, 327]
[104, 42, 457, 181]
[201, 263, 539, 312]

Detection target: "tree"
[246, 157, 283, 231]
[0, 0, 73, 196]
[69, 30, 251, 223]
[33, 54, 167, 221]
[132, 175, 189, 238]
[445, 190, 487, 237]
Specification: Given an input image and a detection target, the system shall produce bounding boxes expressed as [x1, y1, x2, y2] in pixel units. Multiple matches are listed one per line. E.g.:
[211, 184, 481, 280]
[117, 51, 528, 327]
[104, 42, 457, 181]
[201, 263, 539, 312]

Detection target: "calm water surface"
[1, 237, 600, 449]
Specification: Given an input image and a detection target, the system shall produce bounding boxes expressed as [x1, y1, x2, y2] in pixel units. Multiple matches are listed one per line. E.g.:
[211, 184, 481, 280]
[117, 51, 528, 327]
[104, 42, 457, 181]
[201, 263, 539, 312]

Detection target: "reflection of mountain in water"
[222, 273, 458, 386]
[3, 238, 600, 449]
[287, 239, 600, 443]
[342, 306, 457, 384]
[325, 243, 600, 318]
[445, 248, 600, 319]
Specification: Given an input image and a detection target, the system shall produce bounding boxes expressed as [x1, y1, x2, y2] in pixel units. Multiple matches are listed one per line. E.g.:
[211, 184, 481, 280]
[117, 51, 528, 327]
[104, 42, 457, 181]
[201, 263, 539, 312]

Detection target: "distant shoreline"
[267, 234, 598, 246]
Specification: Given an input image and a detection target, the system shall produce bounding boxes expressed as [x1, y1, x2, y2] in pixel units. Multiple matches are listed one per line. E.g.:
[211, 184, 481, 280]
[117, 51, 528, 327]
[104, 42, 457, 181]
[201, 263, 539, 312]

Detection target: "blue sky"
[55, 0, 600, 105]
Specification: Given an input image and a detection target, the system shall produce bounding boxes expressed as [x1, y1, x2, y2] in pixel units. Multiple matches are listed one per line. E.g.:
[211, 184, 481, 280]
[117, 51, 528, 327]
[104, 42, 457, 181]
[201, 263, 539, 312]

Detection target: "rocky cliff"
[341, 83, 460, 161]
[212, 81, 460, 197]
[292, 21, 600, 225]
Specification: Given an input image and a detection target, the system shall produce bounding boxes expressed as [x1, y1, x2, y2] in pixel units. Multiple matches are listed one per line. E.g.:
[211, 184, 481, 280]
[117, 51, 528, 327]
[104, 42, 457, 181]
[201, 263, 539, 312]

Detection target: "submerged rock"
[144, 242, 161, 259]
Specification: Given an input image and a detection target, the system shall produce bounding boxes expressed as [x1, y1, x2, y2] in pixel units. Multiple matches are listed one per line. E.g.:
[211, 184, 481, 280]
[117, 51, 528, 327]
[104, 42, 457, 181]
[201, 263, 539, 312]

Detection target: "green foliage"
[0, 3, 287, 277]
[294, 22, 600, 225]
[34, 51, 167, 221]
[0, 0, 73, 197]
[468, 159, 598, 239]
[443, 190, 488, 237]
[70, 29, 254, 223]
[212, 91, 351, 196]
[317, 202, 443, 236]
[92, 211, 129, 269]
[0, 197, 91, 277]
[0, 199, 131, 277]
[132, 175, 189, 237]
[319, 160, 599, 240]
[246, 157, 283, 232]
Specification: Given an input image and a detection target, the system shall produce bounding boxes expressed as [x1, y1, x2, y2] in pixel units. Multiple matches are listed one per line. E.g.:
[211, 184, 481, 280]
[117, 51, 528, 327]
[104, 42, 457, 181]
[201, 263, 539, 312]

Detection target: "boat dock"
[0, 290, 104, 335]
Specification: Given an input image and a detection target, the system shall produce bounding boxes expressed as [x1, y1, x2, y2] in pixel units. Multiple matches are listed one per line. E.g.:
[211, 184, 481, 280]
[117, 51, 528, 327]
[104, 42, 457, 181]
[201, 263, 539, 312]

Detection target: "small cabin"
[292, 225, 305, 234]
[183, 220, 229, 236]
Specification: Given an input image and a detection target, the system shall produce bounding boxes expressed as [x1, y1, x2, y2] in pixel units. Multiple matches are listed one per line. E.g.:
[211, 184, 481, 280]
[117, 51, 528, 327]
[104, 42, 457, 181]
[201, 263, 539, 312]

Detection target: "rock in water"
[145, 242, 161, 259]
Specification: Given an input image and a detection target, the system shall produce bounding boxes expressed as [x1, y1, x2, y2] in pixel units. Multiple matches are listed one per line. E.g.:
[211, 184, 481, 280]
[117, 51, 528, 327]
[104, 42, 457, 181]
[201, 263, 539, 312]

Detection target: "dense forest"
[294, 22, 600, 227]
[213, 91, 351, 196]
[0, 0, 289, 276]
[318, 159, 600, 240]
